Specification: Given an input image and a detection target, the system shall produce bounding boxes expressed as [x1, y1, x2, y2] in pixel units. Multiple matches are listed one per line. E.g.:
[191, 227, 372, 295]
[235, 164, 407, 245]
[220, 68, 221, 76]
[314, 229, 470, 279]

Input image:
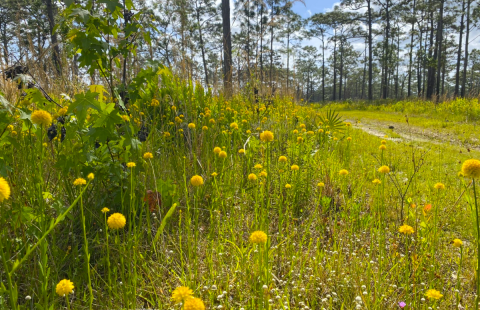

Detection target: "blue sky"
[292, 0, 339, 18]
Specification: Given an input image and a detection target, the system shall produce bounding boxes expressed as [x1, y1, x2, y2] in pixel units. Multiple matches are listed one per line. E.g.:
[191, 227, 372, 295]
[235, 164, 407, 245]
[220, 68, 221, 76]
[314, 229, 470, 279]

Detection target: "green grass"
[323, 99, 480, 145]
[1, 82, 480, 310]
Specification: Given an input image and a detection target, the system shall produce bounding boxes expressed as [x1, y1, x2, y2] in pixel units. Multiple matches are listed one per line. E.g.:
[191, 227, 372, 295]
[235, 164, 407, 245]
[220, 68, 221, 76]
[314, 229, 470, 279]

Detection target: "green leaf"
[89, 85, 107, 103]
[153, 203, 177, 244]
[68, 91, 102, 126]
[12, 260, 20, 272]
[124, 137, 142, 151]
[87, 127, 112, 143]
[318, 110, 345, 133]
[20, 207, 35, 222]
[63, 0, 75, 7]
[124, 24, 139, 37]
[70, 8, 91, 22]
[19, 110, 31, 120]
[6, 136, 20, 148]
[93, 103, 122, 128]
[115, 93, 127, 111]
[143, 31, 151, 45]
[25, 88, 50, 106]
[0, 93, 13, 113]
[0, 156, 12, 177]
[98, 0, 124, 13]
[125, 0, 134, 9]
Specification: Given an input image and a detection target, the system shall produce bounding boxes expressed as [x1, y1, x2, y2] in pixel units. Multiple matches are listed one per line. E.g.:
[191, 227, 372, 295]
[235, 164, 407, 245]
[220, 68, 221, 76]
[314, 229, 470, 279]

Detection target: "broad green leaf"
[25, 89, 50, 106]
[68, 91, 102, 126]
[124, 24, 139, 37]
[93, 103, 122, 128]
[89, 85, 106, 103]
[87, 127, 113, 143]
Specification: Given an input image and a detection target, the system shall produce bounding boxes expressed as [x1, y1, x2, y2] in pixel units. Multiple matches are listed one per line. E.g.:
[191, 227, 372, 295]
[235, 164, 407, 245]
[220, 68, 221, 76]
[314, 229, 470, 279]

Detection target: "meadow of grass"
[2, 72, 480, 310]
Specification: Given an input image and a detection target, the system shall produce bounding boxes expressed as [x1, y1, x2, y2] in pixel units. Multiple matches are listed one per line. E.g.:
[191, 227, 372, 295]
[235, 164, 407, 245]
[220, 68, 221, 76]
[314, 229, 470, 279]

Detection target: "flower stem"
[474, 178, 480, 308]
[80, 194, 93, 309]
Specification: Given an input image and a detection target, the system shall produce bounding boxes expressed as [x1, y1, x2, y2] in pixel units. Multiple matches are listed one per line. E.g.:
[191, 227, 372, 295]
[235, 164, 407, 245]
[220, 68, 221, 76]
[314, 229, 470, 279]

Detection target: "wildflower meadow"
[1, 1, 480, 309]
[1, 66, 480, 310]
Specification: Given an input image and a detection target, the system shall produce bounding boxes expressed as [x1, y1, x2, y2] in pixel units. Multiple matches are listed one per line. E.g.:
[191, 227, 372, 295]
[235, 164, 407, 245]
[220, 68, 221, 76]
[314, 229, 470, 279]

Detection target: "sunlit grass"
[1, 79, 480, 310]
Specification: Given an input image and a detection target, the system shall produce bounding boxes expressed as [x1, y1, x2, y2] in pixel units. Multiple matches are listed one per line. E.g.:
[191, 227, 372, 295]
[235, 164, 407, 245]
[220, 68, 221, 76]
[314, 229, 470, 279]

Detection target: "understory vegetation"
[1, 0, 480, 310]
[1, 67, 480, 310]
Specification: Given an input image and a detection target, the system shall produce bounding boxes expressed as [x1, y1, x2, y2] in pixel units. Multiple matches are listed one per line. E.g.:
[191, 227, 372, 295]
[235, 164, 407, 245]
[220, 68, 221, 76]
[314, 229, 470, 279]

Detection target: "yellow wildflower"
[249, 231, 268, 244]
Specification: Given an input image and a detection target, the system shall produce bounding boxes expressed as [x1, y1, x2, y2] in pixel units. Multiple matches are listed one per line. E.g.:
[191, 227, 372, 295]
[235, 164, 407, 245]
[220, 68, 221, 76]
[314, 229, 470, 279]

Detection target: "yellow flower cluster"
[184, 298, 205, 310]
[452, 239, 463, 247]
[56, 279, 74, 296]
[260, 130, 274, 142]
[171, 287, 205, 310]
[398, 224, 414, 235]
[191, 175, 204, 186]
[461, 159, 480, 178]
[143, 152, 154, 159]
[171, 286, 193, 303]
[425, 289, 443, 300]
[107, 213, 126, 229]
[378, 166, 390, 174]
[249, 231, 268, 244]
[0, 178, 11, 202]
[73, 178, 87, 186]
[31, 110, 52, 126]
[151, 99, 159, 107]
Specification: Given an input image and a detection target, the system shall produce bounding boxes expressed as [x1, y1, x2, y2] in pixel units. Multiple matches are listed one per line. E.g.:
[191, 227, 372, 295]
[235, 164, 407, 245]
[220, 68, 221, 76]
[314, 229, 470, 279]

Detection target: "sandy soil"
[346, 116, 480, 152]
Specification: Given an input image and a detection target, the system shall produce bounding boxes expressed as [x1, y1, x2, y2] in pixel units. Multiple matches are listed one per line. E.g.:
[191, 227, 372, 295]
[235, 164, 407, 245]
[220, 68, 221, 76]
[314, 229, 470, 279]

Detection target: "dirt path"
[346, 116, 480, 151]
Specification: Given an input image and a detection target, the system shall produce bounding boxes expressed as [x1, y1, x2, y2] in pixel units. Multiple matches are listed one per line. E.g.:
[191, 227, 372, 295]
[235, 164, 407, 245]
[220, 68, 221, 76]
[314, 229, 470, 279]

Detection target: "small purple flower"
[398, 301, 406, 308]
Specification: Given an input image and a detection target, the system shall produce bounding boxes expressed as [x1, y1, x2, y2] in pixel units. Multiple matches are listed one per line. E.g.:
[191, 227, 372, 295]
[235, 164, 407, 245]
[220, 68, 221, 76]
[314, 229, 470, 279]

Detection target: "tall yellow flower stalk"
[74, 178, 93, 309]
[56, 279, 74, 310]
